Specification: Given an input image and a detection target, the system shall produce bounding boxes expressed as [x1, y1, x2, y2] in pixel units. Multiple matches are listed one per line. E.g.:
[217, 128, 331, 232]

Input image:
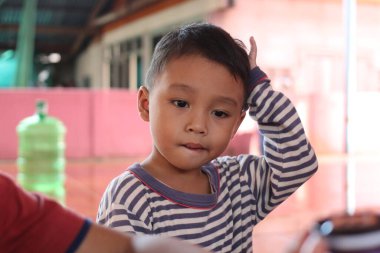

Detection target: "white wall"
[75, 0, 228, 89]
[75, 41, 103, 88]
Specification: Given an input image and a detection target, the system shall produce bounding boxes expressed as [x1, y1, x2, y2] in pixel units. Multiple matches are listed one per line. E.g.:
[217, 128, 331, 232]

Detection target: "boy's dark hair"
[145, 23, 251, 102]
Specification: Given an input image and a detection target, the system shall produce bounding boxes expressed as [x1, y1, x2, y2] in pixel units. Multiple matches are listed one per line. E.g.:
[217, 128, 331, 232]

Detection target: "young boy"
[97, 23, 318, 253]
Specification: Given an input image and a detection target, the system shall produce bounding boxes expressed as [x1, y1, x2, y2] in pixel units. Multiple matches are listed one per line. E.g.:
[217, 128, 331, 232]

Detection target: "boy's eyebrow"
[169, 83, 239, 107]
[169, 83, 194, 92]
[214, 96, 239, 107]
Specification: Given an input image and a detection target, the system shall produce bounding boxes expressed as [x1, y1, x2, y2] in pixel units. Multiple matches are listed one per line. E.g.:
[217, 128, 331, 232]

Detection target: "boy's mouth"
[183, 143, 205, 150]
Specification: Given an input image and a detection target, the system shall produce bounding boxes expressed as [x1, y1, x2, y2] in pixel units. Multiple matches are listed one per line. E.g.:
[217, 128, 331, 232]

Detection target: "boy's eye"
[213, 110, 229, 118]
[172, 100, 189, 108]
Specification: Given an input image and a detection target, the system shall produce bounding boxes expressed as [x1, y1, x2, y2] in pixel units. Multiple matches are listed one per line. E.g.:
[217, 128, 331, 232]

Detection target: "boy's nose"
[186, 114, 208, 135]
[187, 125, 207, 135]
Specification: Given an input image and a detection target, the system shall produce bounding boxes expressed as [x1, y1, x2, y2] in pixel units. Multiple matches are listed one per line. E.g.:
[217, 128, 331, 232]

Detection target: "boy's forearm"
[247, 67, 318, 194]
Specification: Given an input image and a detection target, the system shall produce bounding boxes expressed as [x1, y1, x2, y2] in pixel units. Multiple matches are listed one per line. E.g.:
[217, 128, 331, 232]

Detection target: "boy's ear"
[231, 111, 246, 138]
[138, 86, 150, 122]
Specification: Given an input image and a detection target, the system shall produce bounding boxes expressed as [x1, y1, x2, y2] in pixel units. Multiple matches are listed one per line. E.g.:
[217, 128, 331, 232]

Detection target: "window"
[108, 37, 143, 89]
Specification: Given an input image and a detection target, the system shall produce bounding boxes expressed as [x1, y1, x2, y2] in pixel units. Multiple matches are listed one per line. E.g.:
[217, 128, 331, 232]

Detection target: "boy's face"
[138, 55, 246, 172]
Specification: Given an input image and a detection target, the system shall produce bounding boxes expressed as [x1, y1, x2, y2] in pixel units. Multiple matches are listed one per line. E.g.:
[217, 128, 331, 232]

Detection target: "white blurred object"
[133, 235, 211, 253]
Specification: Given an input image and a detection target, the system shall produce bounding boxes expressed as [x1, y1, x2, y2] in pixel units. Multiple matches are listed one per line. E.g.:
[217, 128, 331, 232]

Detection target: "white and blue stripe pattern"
[97, 69, 318, 253]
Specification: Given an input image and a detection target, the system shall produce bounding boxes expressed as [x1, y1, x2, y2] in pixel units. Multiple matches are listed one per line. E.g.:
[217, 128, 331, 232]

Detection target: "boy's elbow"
[309, 151, 319, 176]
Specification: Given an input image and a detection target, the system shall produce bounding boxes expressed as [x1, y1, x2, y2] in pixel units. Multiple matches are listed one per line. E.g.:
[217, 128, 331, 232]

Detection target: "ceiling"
[0, 0, 162, 61]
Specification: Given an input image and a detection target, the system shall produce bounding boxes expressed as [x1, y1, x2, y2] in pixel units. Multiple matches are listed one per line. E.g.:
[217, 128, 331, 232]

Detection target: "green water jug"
[17, 100, 66, 204]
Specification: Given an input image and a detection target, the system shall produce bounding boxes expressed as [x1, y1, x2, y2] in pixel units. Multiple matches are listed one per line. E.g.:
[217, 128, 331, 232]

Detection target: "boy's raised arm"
[244, 37, 318, 222]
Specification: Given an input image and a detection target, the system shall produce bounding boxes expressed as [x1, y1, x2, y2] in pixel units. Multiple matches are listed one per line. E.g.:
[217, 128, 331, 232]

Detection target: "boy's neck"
[140, 157, 211, 195]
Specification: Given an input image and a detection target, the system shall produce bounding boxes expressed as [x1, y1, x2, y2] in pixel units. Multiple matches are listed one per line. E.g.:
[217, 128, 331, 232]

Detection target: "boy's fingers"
[248, 36, 257, 68]
[249, 36, 256, 48]
[249, 36, 257, 56]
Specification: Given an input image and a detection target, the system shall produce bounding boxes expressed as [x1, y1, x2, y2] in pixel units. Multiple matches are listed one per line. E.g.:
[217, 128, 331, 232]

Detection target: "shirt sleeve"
[0, 173, 91, 253]
[240, 67, 318, 223]
[96, 175, 152, 235]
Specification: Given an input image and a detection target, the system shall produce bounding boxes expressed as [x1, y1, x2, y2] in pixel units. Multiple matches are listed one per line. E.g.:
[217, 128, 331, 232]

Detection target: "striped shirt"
[97, 68, 318, 253]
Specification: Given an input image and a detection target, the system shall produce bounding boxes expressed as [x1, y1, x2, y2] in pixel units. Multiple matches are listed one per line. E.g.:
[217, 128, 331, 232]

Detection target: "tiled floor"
[1, 154, 380, 252]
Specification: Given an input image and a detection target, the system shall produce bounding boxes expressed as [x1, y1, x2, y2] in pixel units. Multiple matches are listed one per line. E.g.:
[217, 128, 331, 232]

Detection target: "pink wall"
[0, 89, 253, 160]
[0, 89, 152, 159]
[208, 0, 348, 155]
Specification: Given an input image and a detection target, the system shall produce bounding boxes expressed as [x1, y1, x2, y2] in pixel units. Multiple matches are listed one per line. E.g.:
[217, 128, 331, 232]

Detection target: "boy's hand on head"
[248, 36, 257, 69]
[247, 36, 267, 94]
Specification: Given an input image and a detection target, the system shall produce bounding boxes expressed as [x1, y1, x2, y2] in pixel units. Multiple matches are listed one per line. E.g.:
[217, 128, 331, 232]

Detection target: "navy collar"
[129, 163, 220, 209]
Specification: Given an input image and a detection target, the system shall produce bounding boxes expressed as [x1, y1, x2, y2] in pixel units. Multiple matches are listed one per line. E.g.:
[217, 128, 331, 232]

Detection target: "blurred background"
[1, 0, 380, 252]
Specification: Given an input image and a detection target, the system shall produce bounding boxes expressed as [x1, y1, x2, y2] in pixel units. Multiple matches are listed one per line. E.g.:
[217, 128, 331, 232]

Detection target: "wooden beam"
[69, 0, 110, 58]
[99, 0, 186, 33]
[1, 1, 92, 12]
[0, 24, 81, 36]
[93, 0, 161, 27]
[0, 41, 70, 54]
